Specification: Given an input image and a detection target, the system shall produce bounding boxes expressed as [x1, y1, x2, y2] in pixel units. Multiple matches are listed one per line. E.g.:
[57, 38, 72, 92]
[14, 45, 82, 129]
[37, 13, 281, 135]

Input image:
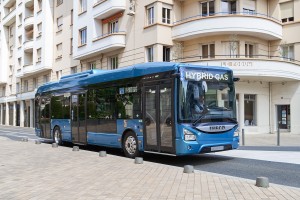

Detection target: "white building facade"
[1, 0, 300, 135]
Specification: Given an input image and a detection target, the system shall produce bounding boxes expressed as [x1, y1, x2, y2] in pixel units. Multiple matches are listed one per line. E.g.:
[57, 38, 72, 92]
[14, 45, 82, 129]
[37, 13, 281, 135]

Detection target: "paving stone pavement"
[0, 137, 300, 200]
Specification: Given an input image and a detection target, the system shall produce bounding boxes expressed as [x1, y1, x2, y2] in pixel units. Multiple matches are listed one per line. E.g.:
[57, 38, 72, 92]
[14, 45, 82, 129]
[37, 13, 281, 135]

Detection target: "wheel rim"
[125, 136, 137, 155]
[54, 130, 60, 144]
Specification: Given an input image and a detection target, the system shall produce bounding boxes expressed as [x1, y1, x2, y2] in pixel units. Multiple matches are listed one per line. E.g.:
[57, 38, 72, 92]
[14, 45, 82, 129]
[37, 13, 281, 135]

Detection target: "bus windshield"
[178, 68, 237, 124]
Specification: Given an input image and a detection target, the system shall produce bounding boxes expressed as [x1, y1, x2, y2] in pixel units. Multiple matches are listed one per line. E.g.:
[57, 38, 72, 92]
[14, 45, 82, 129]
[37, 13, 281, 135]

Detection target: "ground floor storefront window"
[244, 94, 256, 126]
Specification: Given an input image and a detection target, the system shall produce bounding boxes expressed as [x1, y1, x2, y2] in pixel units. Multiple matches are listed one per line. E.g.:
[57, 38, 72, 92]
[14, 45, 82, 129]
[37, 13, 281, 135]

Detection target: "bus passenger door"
[40, 97, 51, 139]
[71, 93, 87, 144]
[143, 82, 174, 154]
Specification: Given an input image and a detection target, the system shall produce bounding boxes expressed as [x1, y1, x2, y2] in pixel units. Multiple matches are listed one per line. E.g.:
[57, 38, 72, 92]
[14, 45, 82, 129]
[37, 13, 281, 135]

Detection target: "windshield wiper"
[192, 108, 209, 126]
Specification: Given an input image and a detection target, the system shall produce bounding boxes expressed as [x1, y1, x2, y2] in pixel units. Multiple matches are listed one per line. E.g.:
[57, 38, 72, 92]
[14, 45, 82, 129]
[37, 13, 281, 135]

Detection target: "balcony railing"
[173, 54, 300, 66]
[93, 31, 126, 42]
[173, 12, 281, 25]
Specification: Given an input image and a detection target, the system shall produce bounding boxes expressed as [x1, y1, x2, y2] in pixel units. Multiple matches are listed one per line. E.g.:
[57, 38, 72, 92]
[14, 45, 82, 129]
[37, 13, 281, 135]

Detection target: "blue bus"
[35, 62, 239, 158]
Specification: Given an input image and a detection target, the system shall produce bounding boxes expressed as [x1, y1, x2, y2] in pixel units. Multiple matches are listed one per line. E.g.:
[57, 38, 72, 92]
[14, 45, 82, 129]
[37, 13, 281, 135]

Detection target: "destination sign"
[181, 69, 230, 82]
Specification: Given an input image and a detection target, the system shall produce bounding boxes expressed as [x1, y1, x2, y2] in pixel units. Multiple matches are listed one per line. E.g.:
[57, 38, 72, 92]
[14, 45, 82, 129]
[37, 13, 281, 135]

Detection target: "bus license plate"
[211, 146, 224, 151]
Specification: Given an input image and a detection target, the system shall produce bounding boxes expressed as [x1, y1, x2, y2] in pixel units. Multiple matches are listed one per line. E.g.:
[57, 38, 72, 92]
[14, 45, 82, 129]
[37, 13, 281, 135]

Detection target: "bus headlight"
[234, 128, 239, 137]
[183, 129, 196, 141]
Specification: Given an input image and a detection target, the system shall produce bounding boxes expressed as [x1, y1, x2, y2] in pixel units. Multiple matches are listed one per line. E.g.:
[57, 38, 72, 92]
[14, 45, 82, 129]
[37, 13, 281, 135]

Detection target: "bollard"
[277, 123, 280, 146]
[183, 165, 194, 174]
[21, 137, 28, 142]
[99, 151, 107, 157]
[52, 143, 58, 148]
[134, 157, 143, 164]
[242, 128, 245, 146]
[72, 146, 79, 151]
[35, 140, 41, 144]
[256, 177, 269, 188]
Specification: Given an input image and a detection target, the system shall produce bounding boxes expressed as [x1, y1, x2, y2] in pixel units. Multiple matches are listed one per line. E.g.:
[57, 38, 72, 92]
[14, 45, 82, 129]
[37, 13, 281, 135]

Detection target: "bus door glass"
[40, 97, 51, 139]
[143, 81, 174, 154]
[71, 93, 87, 144]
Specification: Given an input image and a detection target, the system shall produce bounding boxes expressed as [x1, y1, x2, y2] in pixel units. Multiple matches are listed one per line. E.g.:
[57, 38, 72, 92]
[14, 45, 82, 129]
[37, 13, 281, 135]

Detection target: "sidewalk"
[0, 137, 299, 200]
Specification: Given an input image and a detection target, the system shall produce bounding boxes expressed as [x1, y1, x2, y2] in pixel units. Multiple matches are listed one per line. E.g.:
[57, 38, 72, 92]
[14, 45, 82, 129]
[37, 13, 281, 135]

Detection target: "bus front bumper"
[175, 137, 239, 155]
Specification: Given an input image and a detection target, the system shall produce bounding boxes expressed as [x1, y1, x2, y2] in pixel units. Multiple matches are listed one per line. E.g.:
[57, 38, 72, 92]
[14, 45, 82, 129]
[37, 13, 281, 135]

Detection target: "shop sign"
[222, 61, 253, 67]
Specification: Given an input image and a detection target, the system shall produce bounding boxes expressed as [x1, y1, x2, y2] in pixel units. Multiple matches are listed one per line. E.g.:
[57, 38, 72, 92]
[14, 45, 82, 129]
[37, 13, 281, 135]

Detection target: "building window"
[201, 44, 215, 59]
[9, 85, 12, 94]
[33, 78, 38, 89]
[163, 46, 170, 62]
[201, 1, 215, 16]
[109, 20, 118, 34]
[23, 80, 28, 92]
[37, 48, 42, 62]
[9, 26, 14, 37]
[57, 0, 63, 6]
[1, 87, 5, 97]
[147, 6, 154, 25]
[71, 66, 77, 74]
[221, 0, 237, 14]
[70, 38, 73, 54]
[9, 45, 13, 57]
[222, 41, 239, 58]
[162, 7, 171, 24]
[243, 0, 256, 15]
[16, 83, 20, 94]
[89, 62, 96, 70]
[147, 46, 154, 62]
[57, 16, 63, 31]
[79, 0, 87, 13]
[280, 1, 294, 23]
[56, 70, 62, 80]
[244, 94, 256, 126]
[56, 43, 62, 58]
[79, 27, 87, 46]
[110, 56, 118, 70]
[43, 75, 50, 83]
[38, 0, 42, 12]
[71, 9, 73, 25]
[9, 65, 13, 75]
[37, 23, 42, 36]
[245, 43, 255, 58]
[281, 45, 294, 61]
[18, 58, 22, 67]
[18, 14, 22, 25]
[18, 36, 22, 47]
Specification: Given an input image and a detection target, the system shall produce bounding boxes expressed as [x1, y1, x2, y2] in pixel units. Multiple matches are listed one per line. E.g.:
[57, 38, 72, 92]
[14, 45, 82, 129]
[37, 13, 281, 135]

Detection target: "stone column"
[0, 103, 3, 125]
[13, 102, 16, 126]
[5, 102, 9, 125]
[20, 100, 25, 127]
[30, 99, 34, 128]
[238, 93, 245, 131]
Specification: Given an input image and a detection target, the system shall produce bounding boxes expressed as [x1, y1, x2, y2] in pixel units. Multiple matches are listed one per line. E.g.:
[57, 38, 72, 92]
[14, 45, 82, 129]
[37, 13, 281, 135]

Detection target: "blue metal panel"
[87, 132, 121, 148]
[51, 119, 72, 142]
[116, 119, 144, 150]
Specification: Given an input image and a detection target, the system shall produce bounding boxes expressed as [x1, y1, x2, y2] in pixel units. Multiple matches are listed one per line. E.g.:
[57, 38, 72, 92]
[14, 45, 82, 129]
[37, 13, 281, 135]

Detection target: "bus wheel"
[53, 127, 62, 145]
[123, 132, 139, 158]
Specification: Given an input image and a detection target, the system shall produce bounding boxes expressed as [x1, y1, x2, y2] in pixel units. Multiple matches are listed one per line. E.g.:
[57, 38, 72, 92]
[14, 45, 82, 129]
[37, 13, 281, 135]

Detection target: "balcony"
[16, 68, 24, 78]
[173, 12, 282, 41]
[182, 55, 300, 82]
[24, 15, 34, 29]
[24, 40, 33, 52]
[17, 63, 51, 78]
[2, 4, 16, 25]
[93, 0, 126, 19]
[74, 31, 126, 60]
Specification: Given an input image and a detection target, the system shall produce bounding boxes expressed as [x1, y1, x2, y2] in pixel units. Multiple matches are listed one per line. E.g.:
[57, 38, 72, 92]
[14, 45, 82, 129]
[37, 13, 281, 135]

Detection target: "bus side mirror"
[233, 77, 240, 82]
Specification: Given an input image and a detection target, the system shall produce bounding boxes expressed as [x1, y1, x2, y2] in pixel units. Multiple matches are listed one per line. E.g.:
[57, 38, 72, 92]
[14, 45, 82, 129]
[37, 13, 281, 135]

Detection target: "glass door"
[277, 105, 290, 130]
[143, 81, 174, 154]
[71, 93, 87, 144]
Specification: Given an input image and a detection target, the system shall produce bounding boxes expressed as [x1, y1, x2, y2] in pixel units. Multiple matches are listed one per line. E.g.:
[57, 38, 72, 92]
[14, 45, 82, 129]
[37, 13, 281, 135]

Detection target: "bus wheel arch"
[53, 126, 63, 145]
[122, 130, 140, 158]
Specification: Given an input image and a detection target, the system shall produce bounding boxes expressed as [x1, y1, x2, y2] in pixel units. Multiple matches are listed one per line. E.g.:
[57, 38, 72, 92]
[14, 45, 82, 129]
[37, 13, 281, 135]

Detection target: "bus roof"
[36, 62, 231, 95]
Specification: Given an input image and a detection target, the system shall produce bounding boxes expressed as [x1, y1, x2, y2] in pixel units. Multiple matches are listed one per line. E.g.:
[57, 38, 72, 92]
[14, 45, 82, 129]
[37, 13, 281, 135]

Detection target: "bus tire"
[53, 126, 63, 146]
[123, 131, 139, 158]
